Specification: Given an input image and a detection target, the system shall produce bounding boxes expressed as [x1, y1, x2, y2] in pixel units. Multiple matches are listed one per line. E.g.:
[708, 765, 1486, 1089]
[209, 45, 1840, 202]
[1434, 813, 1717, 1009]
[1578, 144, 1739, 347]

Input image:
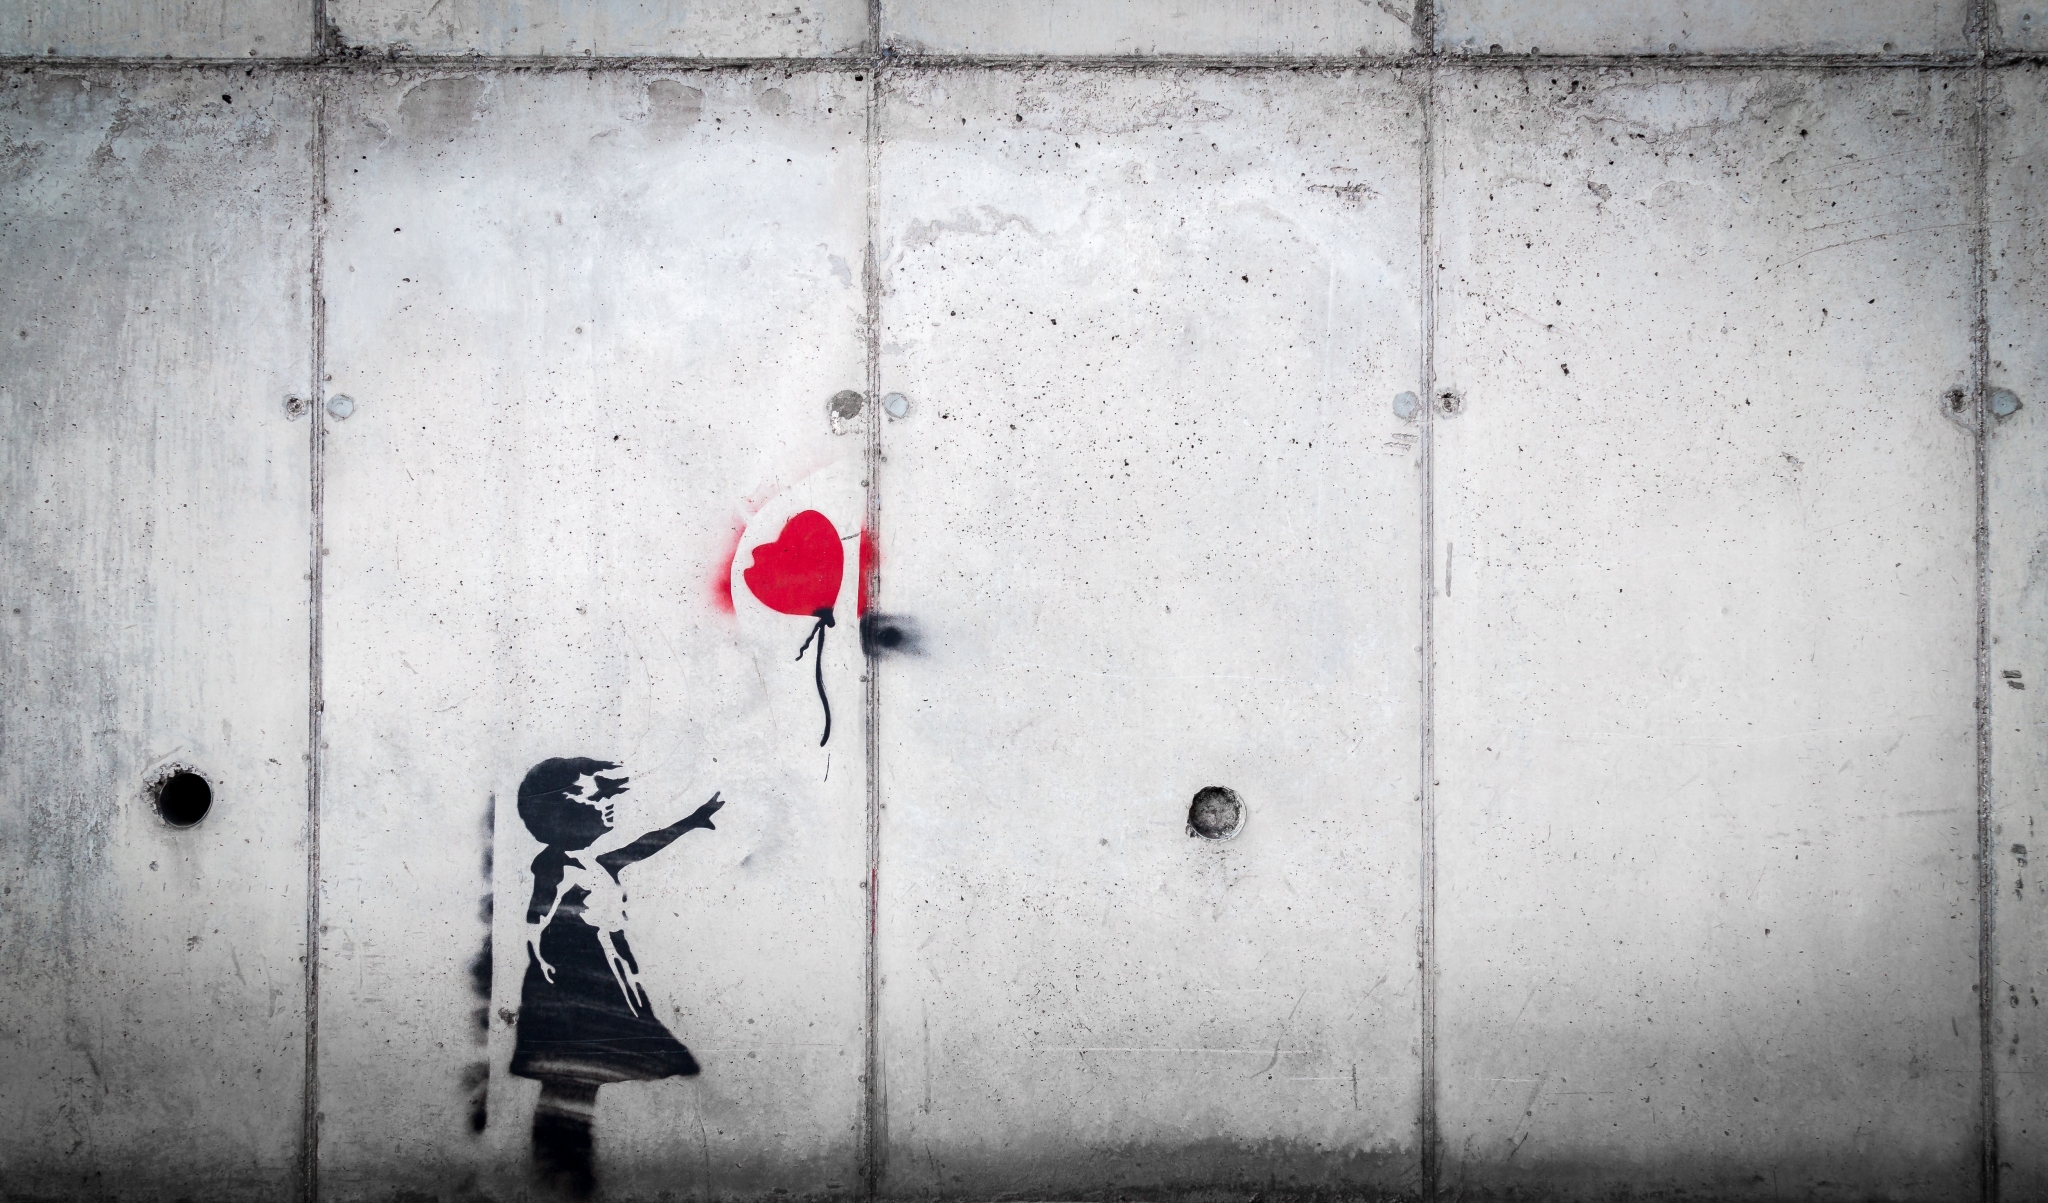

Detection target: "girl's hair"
[517, 757, 628, 850]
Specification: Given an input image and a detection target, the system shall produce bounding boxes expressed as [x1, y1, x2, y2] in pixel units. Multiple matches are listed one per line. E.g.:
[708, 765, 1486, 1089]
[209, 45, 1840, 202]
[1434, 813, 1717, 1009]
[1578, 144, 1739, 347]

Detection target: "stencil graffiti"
[742, 509, 846, 745]
[511, 757, 726, 1196]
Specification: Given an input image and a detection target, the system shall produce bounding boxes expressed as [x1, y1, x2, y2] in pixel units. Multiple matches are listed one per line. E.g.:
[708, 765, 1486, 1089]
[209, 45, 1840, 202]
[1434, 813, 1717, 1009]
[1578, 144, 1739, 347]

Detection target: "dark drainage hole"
[1187, 786, 1245, 841]
[155, 771, 212, 827]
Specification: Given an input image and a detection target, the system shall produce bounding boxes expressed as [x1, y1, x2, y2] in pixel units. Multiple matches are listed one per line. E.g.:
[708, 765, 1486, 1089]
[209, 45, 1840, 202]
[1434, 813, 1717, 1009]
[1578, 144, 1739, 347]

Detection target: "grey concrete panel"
[881, 1, 1415, 56]
[1436, 0, 1969, 56]
[0, 69, 312, 1200]
[1434, 68, 1979, 1198]
[327, 0, 866, 59]
[1996, 5, 2048, 51]
[317, 69, 870, 1199]
[1, 0, 306, 58]
[874, 68, 1424, 1196]
[1990, 61, 2048, 1203]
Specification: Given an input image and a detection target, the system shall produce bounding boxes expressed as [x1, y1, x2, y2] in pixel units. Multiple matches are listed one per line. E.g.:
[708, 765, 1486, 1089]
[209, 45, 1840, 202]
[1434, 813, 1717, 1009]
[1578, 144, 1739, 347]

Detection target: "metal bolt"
[882, 392, 909, 419]
[1392, 391, 1420, 421]
[326, 394, 355, 420]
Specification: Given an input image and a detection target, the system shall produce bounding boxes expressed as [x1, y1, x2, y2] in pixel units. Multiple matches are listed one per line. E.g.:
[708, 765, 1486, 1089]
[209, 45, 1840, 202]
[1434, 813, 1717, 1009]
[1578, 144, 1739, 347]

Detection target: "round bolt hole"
[283, 395, 309, 420]
[1187, 786, 1246, 841]
[829, 389, 866, 421]
[154, 770, 212, 828]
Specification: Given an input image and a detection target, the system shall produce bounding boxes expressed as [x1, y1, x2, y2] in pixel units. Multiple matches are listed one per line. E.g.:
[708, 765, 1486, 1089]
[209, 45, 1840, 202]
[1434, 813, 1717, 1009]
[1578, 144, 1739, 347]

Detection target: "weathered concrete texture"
[327, 0, 867, 59]
[1990, 61, 2048, 1203]
[881, 1, 1415, 56]
[1432, 68, 1980, 1199]
[316, 69, 871, 1200]
[0, 69, 312, 1199]
[1998, 4, 2048, 51]
[0, 0, 306, 58]
[1436, 0, 1971, 56]
[874, 68, 1425, 1197]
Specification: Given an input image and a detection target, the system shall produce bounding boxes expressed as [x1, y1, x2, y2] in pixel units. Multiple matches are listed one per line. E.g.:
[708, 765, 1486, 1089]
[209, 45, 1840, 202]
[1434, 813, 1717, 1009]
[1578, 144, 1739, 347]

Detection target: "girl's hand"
[684, 792, 725, 831]
[526, 931, 555, 984]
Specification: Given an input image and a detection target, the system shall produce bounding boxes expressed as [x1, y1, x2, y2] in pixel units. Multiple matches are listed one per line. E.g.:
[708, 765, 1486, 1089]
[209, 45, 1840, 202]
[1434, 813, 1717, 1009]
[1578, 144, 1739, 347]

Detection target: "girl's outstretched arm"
[597, 793, 724, 874]
[526, 852, 566, 982]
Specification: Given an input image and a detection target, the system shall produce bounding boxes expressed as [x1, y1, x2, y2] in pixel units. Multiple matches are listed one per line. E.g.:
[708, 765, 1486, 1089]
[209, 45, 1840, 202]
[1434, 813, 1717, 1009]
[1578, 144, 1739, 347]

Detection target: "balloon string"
[796, 616, 832, 746]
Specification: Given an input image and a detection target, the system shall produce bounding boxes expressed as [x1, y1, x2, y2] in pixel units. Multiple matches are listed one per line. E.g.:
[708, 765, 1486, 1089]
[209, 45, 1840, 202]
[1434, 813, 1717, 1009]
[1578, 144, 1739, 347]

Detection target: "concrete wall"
[0, 4, 2040, 1202]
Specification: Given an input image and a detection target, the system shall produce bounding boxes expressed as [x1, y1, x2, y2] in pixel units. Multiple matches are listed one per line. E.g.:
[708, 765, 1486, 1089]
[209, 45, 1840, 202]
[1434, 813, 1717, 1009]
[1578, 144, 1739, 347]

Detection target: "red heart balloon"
[743, 510, 844, 618]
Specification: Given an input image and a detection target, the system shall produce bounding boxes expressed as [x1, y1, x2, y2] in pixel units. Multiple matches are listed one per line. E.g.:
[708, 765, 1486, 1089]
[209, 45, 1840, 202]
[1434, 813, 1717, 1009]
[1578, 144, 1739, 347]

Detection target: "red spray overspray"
[708, 519, 746, 615]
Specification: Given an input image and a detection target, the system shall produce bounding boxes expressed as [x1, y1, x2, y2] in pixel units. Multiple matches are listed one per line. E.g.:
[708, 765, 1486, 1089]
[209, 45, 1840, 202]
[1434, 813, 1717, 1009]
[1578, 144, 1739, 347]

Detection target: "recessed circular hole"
[829, 389, 866, 420]
[155, 770, 212, 827]
[1187, 786, 1245, 841]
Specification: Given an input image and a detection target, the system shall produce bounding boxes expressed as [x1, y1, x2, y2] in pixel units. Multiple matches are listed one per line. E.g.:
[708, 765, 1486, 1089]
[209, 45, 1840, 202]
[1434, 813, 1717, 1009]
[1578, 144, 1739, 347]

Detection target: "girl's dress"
[510, 845, 700, 1087]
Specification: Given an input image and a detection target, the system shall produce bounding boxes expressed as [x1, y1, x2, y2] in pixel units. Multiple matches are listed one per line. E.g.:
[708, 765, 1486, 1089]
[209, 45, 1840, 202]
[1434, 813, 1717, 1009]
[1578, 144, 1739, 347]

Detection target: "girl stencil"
[511, 757, 725, 1196]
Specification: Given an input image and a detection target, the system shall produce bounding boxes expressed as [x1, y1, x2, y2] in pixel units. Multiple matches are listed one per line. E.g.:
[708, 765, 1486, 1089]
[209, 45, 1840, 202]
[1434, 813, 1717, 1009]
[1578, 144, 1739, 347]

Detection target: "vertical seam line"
[1417, 5, 1441, 1197]
[302, 77, 328, 1203]
[861, 54, 886, 1203]
[1972, 30, 1998, 1203]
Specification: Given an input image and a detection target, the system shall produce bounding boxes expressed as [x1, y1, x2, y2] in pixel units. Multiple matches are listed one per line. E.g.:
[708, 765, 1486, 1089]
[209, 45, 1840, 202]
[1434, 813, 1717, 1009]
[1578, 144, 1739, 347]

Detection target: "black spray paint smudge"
[465, 792, 496, 1134]
[859, 613, 922, 658]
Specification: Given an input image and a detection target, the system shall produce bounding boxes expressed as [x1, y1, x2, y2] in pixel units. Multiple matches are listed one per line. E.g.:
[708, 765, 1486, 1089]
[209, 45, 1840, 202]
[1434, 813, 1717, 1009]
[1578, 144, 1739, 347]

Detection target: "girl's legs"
[533, 1079, 601, 1198]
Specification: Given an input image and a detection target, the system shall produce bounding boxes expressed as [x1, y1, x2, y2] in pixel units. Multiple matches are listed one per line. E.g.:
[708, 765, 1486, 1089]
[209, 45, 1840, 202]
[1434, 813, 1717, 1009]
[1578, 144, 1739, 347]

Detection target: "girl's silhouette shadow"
[511, 757, 724, 1197]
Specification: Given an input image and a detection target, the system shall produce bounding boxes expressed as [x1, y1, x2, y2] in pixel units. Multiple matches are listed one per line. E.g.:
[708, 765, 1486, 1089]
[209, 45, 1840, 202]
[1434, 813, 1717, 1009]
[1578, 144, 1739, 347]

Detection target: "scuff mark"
[899, 205, 1042, 252]
[1248, 992, 1308, 1078]
[1308, 181, 1379, 204]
